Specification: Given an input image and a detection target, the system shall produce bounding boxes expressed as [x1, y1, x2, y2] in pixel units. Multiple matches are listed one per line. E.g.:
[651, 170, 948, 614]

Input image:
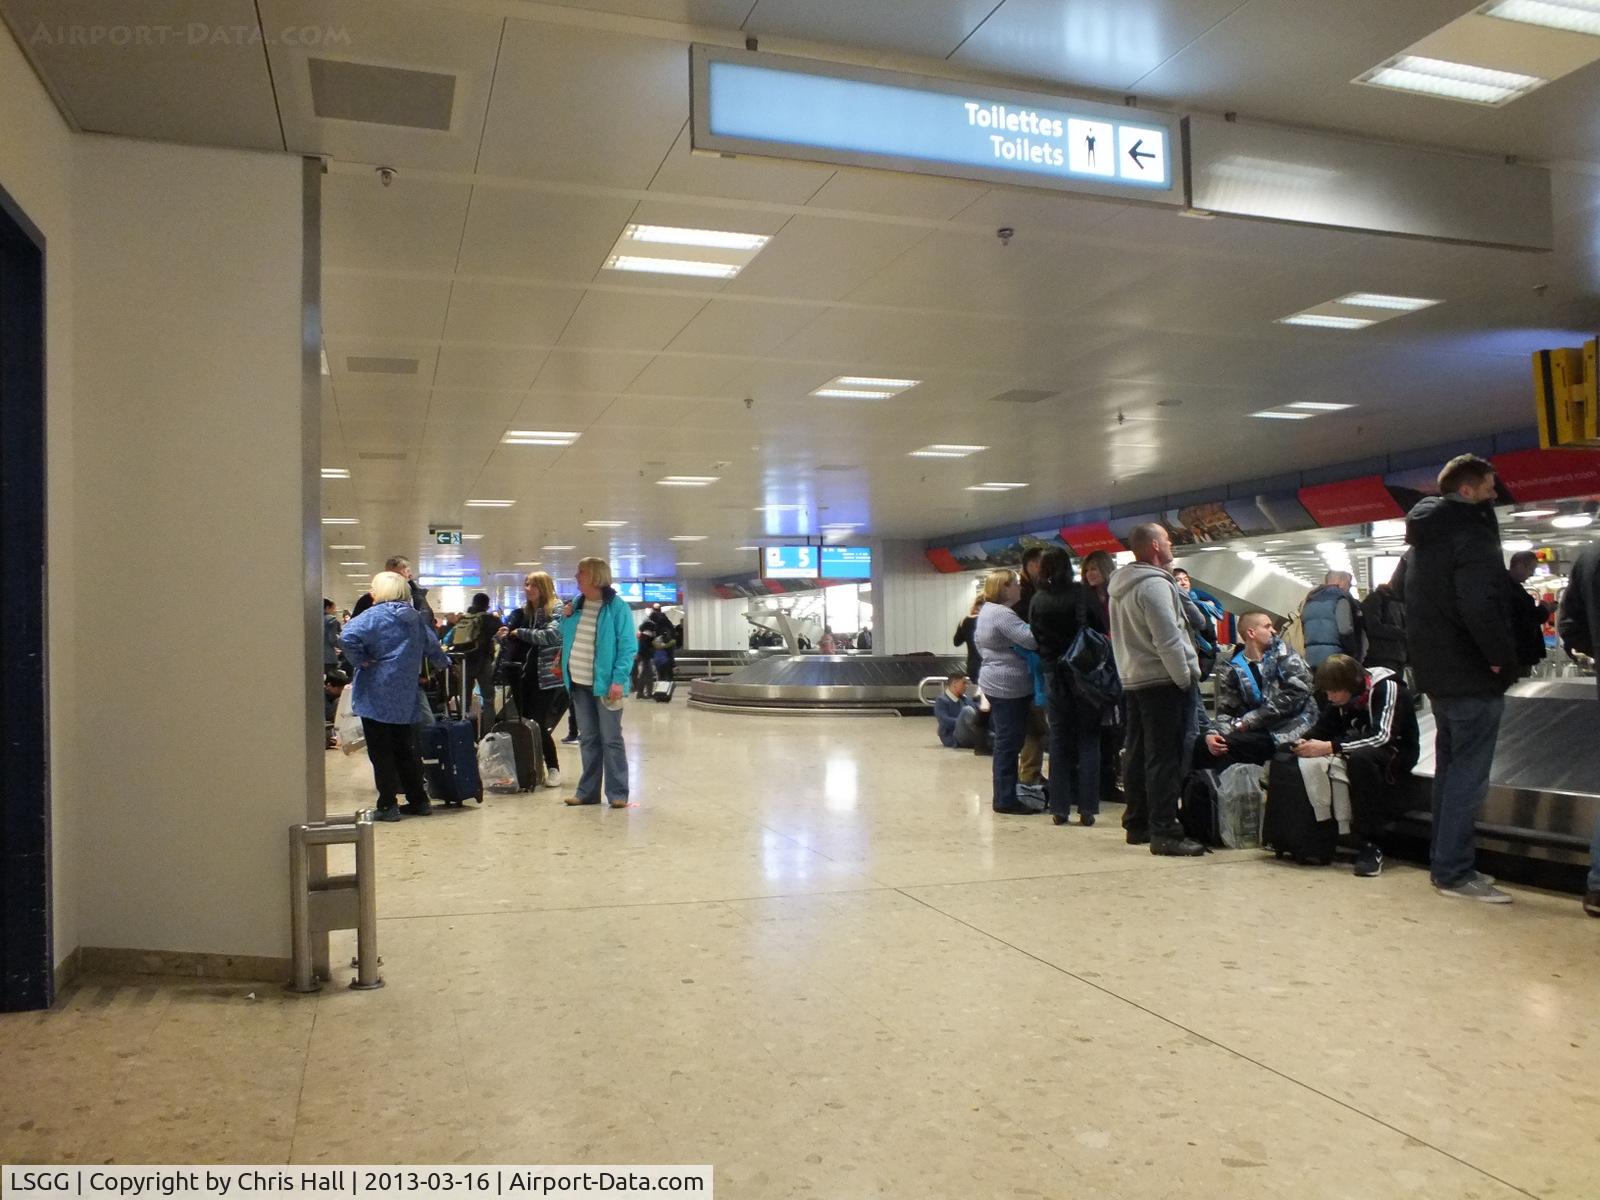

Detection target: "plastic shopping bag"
[335, 688, 366, 755]
[477, 732, 520, 792]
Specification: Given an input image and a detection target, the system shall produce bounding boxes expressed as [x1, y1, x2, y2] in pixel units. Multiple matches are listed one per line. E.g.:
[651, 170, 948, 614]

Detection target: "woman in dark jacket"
[496, 570, 565, 786]
[954, 593, 984, 683]
[1030, 549, 1109, 826]
[1081, 549, 1123, 808]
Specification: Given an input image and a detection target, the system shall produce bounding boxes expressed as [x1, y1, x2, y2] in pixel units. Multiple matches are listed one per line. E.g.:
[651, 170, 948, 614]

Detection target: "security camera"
[997, 227, 1014, 246]
[376, 166, 397, 188]
[744, 396, 754, 410]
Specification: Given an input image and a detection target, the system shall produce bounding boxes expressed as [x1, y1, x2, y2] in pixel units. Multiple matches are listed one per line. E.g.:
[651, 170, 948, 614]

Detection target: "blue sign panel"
[692, 46, 1179, 203]
[614, 581, 645, 603]
[820, 546, 873, 579]
[642, 581, 680, 604]
[762, 545, 818, 579]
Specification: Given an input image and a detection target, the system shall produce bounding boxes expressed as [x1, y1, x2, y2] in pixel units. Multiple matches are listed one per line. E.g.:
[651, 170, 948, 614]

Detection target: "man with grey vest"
[1108, 523, 1205, 856]
[1300, 571, 1365, 667]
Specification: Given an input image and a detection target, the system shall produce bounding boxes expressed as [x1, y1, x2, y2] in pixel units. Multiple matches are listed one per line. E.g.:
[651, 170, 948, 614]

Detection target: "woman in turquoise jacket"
[560, 556, 639, 807]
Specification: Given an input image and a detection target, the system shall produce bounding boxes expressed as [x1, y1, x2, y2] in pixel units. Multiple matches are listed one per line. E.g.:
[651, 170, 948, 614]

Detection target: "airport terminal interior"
[3, 1, 1600, 1196]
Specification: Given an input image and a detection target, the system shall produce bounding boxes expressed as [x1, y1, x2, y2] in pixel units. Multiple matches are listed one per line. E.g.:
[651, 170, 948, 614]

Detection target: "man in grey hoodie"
[1108, 524, 1205, 856]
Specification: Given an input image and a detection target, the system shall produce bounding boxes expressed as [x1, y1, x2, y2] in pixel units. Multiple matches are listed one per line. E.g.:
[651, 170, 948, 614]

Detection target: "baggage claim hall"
[2, 2, 1600, 1197]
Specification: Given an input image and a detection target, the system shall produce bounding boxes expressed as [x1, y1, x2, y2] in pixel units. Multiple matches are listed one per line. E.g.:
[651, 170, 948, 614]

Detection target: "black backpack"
[1058, 588, 1122, 710]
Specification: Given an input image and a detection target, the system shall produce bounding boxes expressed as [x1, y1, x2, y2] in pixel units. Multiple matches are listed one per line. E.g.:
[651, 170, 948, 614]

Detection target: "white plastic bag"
[478, 732, 520, 792]
[335, 687, 365, 755]
[1216, 763, 1266, 849]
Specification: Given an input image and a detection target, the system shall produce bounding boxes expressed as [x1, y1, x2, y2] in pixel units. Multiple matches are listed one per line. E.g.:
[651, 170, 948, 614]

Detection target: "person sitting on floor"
[934, 672, 987, 750]
[1197, 610, 1317, 768]
[1292, 653, 1420, 878]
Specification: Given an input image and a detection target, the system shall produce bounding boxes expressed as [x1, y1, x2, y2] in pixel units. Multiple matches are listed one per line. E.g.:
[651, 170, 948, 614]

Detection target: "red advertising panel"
[925, 547, 963, 574]
[1489, 448, 1600, 503]
[1297, 475, 1404, 527]
[1059, 522, 1125, 555]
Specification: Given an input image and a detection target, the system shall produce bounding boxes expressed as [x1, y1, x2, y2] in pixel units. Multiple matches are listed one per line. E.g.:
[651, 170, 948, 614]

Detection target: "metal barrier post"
[350, 812, 383, 990]
[287, 823, 319, 994]
[287, 809, 382, 994]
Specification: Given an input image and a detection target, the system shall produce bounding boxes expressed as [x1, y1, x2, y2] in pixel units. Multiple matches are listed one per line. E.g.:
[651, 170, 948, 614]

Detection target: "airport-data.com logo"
[28, 23, 352, 49]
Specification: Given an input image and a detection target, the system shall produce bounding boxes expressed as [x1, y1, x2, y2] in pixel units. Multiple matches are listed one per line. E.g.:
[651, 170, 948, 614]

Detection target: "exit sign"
[430, 528, 463, 545]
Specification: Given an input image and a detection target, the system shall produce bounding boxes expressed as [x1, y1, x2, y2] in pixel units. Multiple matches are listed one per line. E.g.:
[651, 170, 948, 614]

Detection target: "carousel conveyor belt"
[687, 654, 965, 715]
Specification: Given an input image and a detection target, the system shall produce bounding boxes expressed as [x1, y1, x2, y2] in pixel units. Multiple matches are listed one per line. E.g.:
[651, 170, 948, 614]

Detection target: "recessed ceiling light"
[514, 561, 542, 566]
[1335, 292, 1440, 312]
[1552, 514, 1595, 528]
[624, 224, 770, 251]
[1481, 0, 1600, 37]
[1286, 402, 1356, 411]
[1513, 508, 1558, 518]
[328, 544, 365, 550]
[1356, 54, 1546, 106]
[503, 430, 580, 446]
[736, 545, 761, 551]
[604, 254, 739, 279]
[754, 504, 806, 512]
[670, 535, 707, 541]
[462, 533, 483, 540]
[1236, 550, 1259, 560]
[465, 499, 515, 508]
[338, 561, 367, 566]
[811, 375, 921, 401]
[835, 376, 921, 390]
[321, 468, 350, 479]
[812, 388, 897, 400]
[965, 482, 1028, 492]
[675, 561, 703, 567]
[1503, 539, 1536, 552]
[910, 444, 988, 458]
[541, 544, 577, 550]
[321, 517, 359, 524]
[1277, 315, 1375, 330]
[1251, 410, 1315, 420]
[656, 476, 720, 487]
[584, 520, 628, 528]
[1317, 541, 1347, 552]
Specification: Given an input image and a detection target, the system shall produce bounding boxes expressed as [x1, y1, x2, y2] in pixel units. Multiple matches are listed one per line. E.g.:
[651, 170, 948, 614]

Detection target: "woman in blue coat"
[560, 556, 639, 807]
[340, 571, 451, 821]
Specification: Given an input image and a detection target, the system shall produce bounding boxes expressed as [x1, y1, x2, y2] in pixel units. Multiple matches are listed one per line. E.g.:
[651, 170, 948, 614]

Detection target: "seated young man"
[1292, 653, 1420, 878]
[934, 672, 986, 750]
[1197, 611, 1317, 768]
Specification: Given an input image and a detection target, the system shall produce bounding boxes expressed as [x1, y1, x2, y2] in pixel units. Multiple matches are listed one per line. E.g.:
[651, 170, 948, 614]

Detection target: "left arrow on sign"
[1127, 138, 1155, 170]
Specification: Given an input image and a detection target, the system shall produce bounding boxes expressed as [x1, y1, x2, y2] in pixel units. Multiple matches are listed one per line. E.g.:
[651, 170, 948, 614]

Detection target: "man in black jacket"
[1404, 455, 1517, 904]
[1556, 541, 1600, 917]
[1507, 550, 1550, 672]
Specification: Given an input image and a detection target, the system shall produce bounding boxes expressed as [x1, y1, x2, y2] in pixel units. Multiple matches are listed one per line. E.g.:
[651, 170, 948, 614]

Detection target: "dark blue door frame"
[0, 179, 52, 1011]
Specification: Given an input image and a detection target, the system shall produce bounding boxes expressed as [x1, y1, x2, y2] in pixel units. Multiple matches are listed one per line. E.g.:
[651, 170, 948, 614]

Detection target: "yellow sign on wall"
[1533, 337, 1600, 449]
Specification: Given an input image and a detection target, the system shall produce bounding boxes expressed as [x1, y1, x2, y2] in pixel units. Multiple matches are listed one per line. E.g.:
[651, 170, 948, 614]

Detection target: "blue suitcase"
[418, 720, 483, 806]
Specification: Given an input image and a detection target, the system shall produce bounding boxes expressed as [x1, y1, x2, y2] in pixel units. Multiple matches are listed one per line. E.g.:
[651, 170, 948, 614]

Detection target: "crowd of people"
[939, 453, 1600, 912]
[327, 554, 678, 821]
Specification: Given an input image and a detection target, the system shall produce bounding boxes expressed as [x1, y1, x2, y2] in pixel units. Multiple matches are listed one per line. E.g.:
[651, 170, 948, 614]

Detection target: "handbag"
[1059, 588, 1122, 710]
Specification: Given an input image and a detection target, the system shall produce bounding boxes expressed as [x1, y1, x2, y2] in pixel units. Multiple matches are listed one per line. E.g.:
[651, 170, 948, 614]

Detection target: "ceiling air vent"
[345, 356, 419, 375]
[988, 388, 1058, 404]
[308, 59, 456, 132]
[357, 451, 409, 462]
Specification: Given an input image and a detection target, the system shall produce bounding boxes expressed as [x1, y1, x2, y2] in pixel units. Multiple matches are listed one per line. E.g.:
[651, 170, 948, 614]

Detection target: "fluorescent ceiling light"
[965, 482, 1028, 492]
[584, 520, 628, 528]
[624, 223, 770, 251]
[736, 545, 761, 551]
[1503, 539, 1536, 552]
[1356, 55, 1546, 105]
[675, 561, 703, 567]
[338, 561, 367, 566]
[328, 544, 365, 550]
[604, 254, 739, 279]
[1551, 514, 1595, 528]
[321, 517, 358, 524]
[657, 476, 719, 487]
[503, 430, 580, 446]
[812, 388, 897, 400]
[812, 375, 920, 400]
[541, 544, 576, 550]
[321, 467, 349, 479]
[1316, 542, 1347, 552]
[1371, 520, 1408, 539]
[463, 534, 483, 540]
[1286, 402, 1355, 412]
[1513, 508, 1558, 518]
[1335, 292, 1440, 312]
[1236, 550, 1259, 560]
[465, 499, 515, 508]
[834, 377, 921, 390]
[514, 561, 542, 566]
[1277, 315, 1375, 330]
[670, 535, 707, 541]
[1482, 0, 1600, 36]
[754, 504, 806, 512]
[1251, 410, 1315, 420]
[910, 444, 988, 458]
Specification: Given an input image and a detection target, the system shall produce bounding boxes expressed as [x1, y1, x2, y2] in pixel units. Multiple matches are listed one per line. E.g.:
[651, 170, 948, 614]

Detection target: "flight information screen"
[761, 545, 818, 578]
[820, 546, 872, 579]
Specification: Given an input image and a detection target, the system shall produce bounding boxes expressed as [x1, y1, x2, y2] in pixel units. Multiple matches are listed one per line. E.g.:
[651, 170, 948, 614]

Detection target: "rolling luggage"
[419, 720, 483, 805]
[490, 718, 538, 790]
[1262, 755, 1337, 864]
[652, 680, 676, 703]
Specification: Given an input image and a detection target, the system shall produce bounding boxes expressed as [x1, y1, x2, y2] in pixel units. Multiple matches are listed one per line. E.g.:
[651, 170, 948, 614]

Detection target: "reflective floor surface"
[4, 703, 1599, 1198]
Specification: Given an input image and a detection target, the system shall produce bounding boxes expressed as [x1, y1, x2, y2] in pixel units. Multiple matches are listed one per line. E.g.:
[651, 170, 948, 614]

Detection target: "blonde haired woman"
[496, 570, 565, 786]
[559, 557, 638, 807]
[975, 567, 1041, 815]
[339, 571, 451, 821]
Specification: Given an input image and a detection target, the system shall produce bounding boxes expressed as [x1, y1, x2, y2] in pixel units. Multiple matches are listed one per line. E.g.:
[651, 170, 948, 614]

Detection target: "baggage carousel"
[687, 653, 963, 715]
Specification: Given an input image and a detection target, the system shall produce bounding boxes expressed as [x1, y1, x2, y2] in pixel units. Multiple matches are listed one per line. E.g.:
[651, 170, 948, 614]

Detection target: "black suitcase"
[419, 720, 483, 805]
[652, 680, 676, 703]
[491, 719, 539, 791]
[1263, 756, 1337, 864]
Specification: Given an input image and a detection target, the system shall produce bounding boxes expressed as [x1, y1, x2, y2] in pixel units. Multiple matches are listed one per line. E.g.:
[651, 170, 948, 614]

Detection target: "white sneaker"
[544, 768, 562, 788]
[1436, 878, 1512, 904]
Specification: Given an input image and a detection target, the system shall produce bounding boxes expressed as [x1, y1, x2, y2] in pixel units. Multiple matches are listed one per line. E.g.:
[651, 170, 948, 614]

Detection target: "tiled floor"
[5, 703, 1599, 1197]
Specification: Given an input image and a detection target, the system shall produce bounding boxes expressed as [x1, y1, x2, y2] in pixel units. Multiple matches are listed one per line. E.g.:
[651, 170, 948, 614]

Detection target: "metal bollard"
[287, 809, 384, 993]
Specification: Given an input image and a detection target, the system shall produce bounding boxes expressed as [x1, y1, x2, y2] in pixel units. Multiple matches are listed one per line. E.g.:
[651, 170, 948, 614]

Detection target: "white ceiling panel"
[723, 216, 932, 302]
[948, 187, 1129, 238]
[433, 347, 548, 392]
[1, 0, 282, 148]
[624, 355, 746, 397]
[322, 274, 451, 340]
[455, 187, 639, 282]
[806, 168, 990, 221]
[745, 0, 998, 58]
[262, 0, 503, 171]
[338, 417, 426, 450]
[425, 390, 524, 427]
[441, 281, 584, 345]
[334, 387, 432, 423]
[649, 126, 835, 204]
[506, 391, 618, 429]
[531, 351, 653, 395]
[477, 22, 688, 188]
[322, 172, 472, 274]
[323, 340, 439, 385]
[666, 298, 826, 357]
[557, 291, 710, 351]
[530, 0, 754, 24]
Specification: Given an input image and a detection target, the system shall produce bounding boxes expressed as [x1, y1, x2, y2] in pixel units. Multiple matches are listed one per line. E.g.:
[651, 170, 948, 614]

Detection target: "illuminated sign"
[642, 582, 680, 604]
[429, 527, 463, 545]
[692, 46, 1179, 203]
[762, 545, 818, 579]
[820, 546, 872, 579]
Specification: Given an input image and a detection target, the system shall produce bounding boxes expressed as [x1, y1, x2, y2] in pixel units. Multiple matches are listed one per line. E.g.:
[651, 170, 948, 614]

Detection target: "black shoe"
[1124, 829, 1150, 846]
[973, 745, 993, 757]
[1584, 890, 1600, 918]
[1079, 814, 1096, 827]
[1353, 844, 1384, 878]
[374, 806, 402, 823]
[400, 801, 433, 816]
[1150, 836, 1205, 856]
[560, 735, 579, 745]
[993, 803, 1041, 815]
[1051, 813, 1071, 826]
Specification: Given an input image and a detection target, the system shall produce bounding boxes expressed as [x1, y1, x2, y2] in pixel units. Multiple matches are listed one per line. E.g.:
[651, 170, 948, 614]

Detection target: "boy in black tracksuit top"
[1293, 654, 1420, 877]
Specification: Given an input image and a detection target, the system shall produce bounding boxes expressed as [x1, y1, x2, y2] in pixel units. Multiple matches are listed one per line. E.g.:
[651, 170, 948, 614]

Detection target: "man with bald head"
[1107, 523, 1205, 855]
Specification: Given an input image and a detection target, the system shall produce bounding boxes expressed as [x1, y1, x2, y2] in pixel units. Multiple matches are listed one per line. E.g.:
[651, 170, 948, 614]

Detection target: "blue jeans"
[570, 685, 629, 804]
[1429, 693, 1504, 888]
[989, 694, 1032, 810]
[1046, 684, 1101, 818]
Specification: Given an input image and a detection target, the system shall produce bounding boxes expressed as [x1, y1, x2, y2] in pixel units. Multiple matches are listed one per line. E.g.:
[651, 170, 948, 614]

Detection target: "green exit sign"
[431, 528, 463, 545]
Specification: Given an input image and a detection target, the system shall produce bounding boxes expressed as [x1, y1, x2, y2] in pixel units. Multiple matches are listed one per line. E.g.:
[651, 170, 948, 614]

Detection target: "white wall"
[1, 27, 80, 970]
[874, 540, 984, 657]
[683, 584, 749, 650]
